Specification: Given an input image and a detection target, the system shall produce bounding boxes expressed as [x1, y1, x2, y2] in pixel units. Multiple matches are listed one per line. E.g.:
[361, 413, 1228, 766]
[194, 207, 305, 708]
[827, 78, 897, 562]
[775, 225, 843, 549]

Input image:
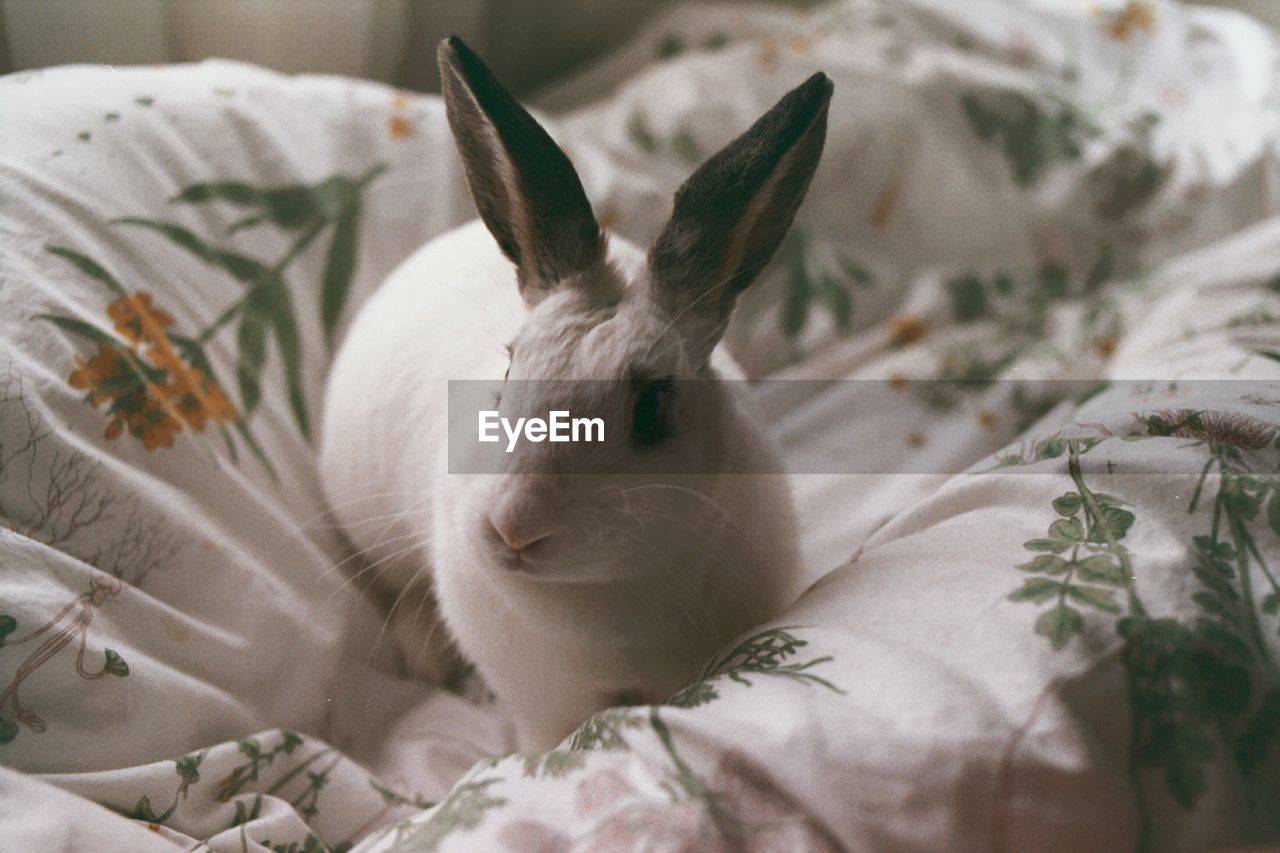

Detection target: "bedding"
[1, 0, 1278, 851]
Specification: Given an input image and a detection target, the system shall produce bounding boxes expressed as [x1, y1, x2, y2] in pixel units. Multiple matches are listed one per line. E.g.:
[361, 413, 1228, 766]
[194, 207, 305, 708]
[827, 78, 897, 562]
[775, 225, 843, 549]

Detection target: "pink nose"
[487, 496, 555, 555]
[488, 516, 551, 554]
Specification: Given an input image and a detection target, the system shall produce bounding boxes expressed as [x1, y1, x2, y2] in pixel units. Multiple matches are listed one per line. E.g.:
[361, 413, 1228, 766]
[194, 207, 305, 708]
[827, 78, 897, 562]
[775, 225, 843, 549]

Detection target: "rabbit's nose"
[487, 515, 551, 554]
[487, 499, 554, 557]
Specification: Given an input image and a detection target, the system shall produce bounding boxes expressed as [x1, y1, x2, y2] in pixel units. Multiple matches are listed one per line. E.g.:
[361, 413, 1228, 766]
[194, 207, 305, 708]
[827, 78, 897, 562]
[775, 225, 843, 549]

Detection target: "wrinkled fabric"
[1, 1, 1278, 851]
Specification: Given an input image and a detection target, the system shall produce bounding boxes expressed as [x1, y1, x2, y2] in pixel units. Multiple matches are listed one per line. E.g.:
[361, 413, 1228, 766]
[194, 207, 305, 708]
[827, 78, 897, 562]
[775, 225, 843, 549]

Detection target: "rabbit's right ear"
[438, 37, 604, 306]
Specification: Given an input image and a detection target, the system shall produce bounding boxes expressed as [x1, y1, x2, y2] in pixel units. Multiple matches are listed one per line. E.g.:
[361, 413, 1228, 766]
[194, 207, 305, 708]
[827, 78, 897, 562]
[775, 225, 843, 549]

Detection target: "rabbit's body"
[320, 37, 831, 749]
[322, 221, 799, 746]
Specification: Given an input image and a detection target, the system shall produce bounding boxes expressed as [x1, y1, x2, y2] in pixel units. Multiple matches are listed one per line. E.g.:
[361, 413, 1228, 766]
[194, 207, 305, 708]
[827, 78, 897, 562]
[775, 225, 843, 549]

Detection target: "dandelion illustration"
[1147, 409, 1278, 451]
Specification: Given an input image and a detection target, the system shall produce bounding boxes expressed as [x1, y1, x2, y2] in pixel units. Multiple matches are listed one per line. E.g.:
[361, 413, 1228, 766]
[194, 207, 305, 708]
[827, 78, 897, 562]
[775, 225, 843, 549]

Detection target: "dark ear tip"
[438, 35, 474, 73]
[799, 71, 835, 110]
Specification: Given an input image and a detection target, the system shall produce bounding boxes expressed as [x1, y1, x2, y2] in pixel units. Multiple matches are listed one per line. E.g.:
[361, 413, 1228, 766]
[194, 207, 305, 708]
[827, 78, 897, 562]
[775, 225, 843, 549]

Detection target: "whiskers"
[293, 487, 454, 681]
[579, 481, 770, 650]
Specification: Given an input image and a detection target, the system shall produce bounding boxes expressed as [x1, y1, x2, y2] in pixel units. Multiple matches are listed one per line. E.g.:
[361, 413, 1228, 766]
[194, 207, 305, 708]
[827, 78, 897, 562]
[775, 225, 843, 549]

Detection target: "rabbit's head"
[436, 37, 828, 591]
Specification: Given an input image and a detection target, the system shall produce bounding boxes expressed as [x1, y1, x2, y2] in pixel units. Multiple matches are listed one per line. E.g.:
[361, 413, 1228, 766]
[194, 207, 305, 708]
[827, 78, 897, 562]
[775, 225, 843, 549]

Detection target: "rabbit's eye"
[632, 379, 673, 447]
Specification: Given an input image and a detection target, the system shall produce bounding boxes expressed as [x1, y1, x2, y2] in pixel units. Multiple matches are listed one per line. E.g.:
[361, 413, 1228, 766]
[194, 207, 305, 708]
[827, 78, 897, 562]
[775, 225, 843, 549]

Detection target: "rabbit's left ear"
[648, 72, 832, 362]
[439, 36, 603, 306]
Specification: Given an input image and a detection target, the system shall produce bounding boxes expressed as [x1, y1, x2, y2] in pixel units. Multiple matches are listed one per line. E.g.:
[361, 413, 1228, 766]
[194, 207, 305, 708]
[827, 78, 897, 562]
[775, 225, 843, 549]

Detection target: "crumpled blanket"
[1, 1, 1278, 851]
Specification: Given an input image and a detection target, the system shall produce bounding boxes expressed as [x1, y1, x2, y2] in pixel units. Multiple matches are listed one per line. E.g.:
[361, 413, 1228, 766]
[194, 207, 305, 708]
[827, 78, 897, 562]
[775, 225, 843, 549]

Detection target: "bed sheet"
[1, 1, 1278, 851]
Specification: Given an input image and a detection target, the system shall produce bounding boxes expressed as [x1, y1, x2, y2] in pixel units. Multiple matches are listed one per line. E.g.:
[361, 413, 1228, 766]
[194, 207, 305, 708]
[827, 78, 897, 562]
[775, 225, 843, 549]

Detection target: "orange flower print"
[66, 292, 237, 450]
[388, 115, 413, 139]
[887, 314, 926, 347]
[870, 178, 900, 230]
[69, 343, 131, 407]
[787, 34, 815, 53]
[107, 292, 173, 346]
[757, 40, 780, 71]
[166, 363, 237, 431]
[1096, 1, 1156, 41]
[389, 92, 415, 139]
[130, 393, 183, 450]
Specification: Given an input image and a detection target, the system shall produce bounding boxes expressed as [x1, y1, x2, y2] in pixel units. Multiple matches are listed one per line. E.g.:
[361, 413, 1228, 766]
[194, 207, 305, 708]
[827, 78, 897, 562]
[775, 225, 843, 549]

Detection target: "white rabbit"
[319, 36, 832, 749]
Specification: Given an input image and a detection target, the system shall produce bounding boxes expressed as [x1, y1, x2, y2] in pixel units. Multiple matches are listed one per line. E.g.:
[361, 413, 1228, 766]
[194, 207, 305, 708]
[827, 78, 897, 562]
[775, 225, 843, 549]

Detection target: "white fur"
[319, 220, 801, 748]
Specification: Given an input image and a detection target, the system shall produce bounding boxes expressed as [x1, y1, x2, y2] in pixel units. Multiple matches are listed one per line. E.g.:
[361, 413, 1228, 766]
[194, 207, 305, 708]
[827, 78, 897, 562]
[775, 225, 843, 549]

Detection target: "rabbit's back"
[318, 220, 520, 568]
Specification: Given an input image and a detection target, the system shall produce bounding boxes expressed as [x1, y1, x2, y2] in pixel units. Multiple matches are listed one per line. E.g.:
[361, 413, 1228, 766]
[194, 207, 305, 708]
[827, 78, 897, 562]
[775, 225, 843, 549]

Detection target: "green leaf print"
[946, 275, 988, 321]
[1052, 492, 1083, 516]
[171, 181, 262, 207]
[656, 34, 685, 58]
[569, 707, 648, 751]
[1236, 689, 1280, 777]
[624, 111, 701, 165]
[270, 283, 310, 440]
[774, 230, 870, 341]
[1034, 605, 1083, 649]
[521, 750, 587, 778]
[924, 246, 1141, 417]
[387, 777, 507, 853]
[1006, 430, 1280, 846]
[45, 246, 129, 296]
[1076, 555, 1127, 586]
[216, 730, 305, 802]
[625, 112, 659, 153]
[36, 314, 130, 351]
[1009, 576, 1062, 603]
[101, 648, 129, 676]
[116, 218, 270, 285]
[236, 289, 271, 418]
[174, 174, 367, 233]
[128, 751, 205, 824]
[667, 679, 719, 708]
[667, 626, 844, 708]
[371, 779, 436, 810]
[43, 164, 385, 457]
[1065, 584, 1120, 613]
[960, 89, 1094, 186]
[1017, 554, 1068, 574]
[322, 201, 360, 349]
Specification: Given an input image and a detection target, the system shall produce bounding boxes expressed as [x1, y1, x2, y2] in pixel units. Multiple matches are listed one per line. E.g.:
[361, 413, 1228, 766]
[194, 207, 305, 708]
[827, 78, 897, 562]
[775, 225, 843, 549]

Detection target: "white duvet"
[1, 1, 1278, 851]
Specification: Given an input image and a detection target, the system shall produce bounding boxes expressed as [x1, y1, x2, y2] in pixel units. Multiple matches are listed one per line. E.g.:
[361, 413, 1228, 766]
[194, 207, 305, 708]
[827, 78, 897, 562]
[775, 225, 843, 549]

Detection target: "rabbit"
[319, 36, 832, 749]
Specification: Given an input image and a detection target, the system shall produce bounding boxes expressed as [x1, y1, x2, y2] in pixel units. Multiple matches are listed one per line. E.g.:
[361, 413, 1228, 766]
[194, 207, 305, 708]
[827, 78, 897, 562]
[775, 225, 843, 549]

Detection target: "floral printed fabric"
[1, 59, 513, 851]
[1, 1, 1279, 851]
